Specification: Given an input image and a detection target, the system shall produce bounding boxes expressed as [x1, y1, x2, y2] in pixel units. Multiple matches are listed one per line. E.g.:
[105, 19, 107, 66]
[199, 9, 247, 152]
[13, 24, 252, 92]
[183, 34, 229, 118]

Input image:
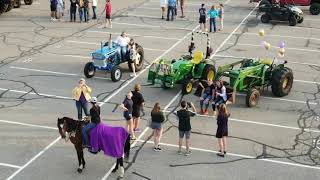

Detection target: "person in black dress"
[131, 84, 145, 133]
[216, 104, 230, 157]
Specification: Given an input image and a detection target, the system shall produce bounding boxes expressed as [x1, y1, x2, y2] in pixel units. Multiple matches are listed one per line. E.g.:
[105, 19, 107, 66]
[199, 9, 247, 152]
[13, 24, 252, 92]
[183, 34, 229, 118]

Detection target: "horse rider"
[81, 97, 101, 148]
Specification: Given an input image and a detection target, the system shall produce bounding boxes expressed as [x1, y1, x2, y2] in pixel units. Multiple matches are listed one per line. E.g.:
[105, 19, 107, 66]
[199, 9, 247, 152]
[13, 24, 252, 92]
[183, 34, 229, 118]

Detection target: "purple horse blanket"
[90, 123, 129, 158]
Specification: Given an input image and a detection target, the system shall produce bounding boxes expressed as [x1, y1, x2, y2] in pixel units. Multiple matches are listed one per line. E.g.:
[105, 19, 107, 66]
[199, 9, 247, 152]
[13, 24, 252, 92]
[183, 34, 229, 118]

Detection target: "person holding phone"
[72, 78, 92, 120]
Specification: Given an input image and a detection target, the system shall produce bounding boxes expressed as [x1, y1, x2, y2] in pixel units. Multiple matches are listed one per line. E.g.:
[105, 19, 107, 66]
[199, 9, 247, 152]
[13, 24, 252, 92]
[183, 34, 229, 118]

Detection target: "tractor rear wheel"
[310, 3, 320, 15]
[201, 64, 216, 81]
[111, 66, 122, 82]
[24, 0, 33, 5]
[84, 62, 96, 78]
[246, 88, 260, 107]
[182, 80, 193, 94]
[128, 44, 144, 72]
[271, 67, 293, 97]
[14, 0, 21, 8]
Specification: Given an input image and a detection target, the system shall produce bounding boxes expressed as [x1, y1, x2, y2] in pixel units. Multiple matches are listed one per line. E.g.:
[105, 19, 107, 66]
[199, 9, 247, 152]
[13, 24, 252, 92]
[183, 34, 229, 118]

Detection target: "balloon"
[278, 48, 285, 57]
[278, 41, 285, 48]
[259, 29, 265, 37]
[261, 41, 271, 50]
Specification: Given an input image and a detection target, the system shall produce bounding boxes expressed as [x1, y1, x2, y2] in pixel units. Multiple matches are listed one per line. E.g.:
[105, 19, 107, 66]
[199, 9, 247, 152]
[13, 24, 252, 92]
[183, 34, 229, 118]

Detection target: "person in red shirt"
[105, 0, 112, 28]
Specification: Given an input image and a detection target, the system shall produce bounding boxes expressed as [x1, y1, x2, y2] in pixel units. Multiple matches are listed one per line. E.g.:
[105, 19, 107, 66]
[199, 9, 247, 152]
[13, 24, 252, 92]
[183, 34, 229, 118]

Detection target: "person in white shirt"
[160, 0, 167, 19]
[116, 32, 130, 62]
[212, 80, 227, 115]
[92, 0, 97, 19]
[57, 0, 65, 21]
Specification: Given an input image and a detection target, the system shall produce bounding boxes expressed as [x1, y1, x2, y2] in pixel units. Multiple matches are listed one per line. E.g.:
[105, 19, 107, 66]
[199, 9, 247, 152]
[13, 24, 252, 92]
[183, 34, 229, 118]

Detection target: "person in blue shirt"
[167, 0, 176, 21]
[207, 5, 219, 33]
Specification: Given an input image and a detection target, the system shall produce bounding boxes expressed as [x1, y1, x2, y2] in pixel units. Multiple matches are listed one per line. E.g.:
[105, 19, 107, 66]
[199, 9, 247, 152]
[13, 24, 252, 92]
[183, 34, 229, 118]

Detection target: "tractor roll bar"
[189, 31, 211, 59]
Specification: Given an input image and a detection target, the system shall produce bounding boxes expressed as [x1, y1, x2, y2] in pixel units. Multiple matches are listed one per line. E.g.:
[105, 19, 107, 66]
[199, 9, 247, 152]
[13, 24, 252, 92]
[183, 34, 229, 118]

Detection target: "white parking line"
[0, 119, 57, 130]
[0, 87, 72, 100]
[225, 42, 320, 53]
[6, 137, 61, 180]
[111, 22, 194, 31]
[66, 40, 166, 52]
[137, 140, 320, 170]
[0, 163, 21, 169]
[214, 54, 320, 67]
[244, 32, 320, 41]
[86, 31, 181, 40]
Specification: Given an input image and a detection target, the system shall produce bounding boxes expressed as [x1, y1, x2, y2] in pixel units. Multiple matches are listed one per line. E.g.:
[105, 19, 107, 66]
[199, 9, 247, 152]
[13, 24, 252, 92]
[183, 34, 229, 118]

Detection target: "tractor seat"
[260, 58, 273, 66]
[191, 51, 204, 65]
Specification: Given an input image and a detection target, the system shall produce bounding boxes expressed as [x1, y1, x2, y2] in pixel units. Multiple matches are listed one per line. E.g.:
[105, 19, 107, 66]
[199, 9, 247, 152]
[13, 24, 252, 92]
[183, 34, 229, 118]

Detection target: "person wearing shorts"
[177, 101, 196, 156]
[150, 103, 165, 151]
[50, 0, 58, 21]
[199, 4, 207, 32]
[105, 0, 112, 28]
[178, 0, 185, 18]
[160, 0, 167, 19]
[131, 84, 144, 132]
[120, 92, 136, 140]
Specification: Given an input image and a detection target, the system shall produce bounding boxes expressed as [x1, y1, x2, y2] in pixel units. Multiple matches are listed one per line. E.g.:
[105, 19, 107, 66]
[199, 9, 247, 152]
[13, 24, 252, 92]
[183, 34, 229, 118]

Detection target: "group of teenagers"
[72, 77, 230, 158]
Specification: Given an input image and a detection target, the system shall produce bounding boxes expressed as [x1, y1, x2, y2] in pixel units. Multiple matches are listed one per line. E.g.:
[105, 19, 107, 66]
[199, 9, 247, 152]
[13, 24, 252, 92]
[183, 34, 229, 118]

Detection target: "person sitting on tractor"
[199, 80, 215, 115]
[128, 38, 137, 77]
[115, 32, 130, 62]
[212, 80, 227, 116]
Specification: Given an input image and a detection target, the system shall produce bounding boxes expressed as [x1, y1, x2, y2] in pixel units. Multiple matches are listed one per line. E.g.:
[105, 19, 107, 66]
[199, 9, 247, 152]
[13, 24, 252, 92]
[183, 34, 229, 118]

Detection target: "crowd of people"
[72, 77, 230, 158]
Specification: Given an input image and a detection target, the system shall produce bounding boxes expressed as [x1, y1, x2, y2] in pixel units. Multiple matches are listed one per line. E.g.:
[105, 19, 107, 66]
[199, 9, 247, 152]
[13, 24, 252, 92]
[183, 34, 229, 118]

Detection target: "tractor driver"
[115, 32, 130, 62]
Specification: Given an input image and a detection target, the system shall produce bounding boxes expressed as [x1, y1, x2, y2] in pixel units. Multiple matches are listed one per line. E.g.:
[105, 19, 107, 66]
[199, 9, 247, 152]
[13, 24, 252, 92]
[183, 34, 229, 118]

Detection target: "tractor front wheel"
[271, 67, 293, 97]
[310, 3, 320, 15]
[246, 88, 260, 107]
[182, 80, 193, 94]
[111, 66, 122, 82]
[202, 64, 216, 81]
[84, 62, 96, 78]
[128, 44, 144, 72]
[297, 17, 304, 24]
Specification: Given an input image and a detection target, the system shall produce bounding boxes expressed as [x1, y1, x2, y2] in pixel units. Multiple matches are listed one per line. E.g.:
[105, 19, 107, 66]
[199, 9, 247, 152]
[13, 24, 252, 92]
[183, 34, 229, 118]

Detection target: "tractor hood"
[171, 59, 193, 71]
[91, 42, 118, 60]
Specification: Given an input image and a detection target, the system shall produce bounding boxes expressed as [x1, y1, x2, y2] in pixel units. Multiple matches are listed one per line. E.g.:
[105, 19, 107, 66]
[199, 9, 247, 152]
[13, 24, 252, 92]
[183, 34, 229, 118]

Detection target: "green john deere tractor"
[147, 31, 216, 94]
[216, 58, 294, 107]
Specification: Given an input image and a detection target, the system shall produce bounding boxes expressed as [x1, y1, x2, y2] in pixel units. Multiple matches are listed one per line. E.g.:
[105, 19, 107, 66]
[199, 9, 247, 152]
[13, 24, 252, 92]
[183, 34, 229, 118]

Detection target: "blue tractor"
[84, 34, 145, 82]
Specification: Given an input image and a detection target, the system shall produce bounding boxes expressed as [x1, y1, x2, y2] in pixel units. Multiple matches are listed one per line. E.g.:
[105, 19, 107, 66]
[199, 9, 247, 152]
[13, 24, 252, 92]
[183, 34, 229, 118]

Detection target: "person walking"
[81, 97, 100, 148]
[207, 5, 219, 33]
[160, 0, 167, 19]
[216, 104, 230, 157]
[70, 0, 78, 22]
[105, 0, 112, 28]
[218, 4, 224, 31]
[150, 103, 165, 151]
[131, 84, 144, 132]
[120, 92, 136, 140]
[72, 78, 92, 120]
[212, 80, 227, 116]
[199, 3, 207, 32]
[167, 0, 176, 21]
[92, 0, 97, 19]
[177, 101, 196, 156]
[50, 0, 58, 21]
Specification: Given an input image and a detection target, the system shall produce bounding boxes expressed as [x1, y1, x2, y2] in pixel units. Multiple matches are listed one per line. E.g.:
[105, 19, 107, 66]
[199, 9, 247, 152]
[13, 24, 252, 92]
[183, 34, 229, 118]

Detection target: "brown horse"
[57, 117, 130, 175]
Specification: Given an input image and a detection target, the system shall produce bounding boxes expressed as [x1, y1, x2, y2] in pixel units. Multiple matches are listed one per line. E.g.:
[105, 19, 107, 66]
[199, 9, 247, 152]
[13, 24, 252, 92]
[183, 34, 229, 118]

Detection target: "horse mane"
[58, 117, 84, 132]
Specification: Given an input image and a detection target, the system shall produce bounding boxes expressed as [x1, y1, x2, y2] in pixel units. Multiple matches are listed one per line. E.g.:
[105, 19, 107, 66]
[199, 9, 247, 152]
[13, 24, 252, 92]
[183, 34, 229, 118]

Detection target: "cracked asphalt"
[0, 0, 320, 179]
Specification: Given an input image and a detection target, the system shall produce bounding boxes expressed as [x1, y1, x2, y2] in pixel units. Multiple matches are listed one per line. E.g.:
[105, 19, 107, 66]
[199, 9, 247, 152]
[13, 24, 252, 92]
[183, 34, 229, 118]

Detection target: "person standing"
[177, 101, 196, 156]
[150, 103, 165, 151]
[81, 97, 100, 148]
[70, 0, 78, 22]
[131, 84, 144, 133]
[105, 0, 112, 28]
[199, 3, 207, 32]
[92, 0, 97, 19]
[56, 0, 64, 21]
[178, 0, 185, 18]
[83, 0, 89, 22]
[72, 78, 92, 120]
[160, 0, 167, 19]
[120, 92, 136, 140]
[216, 104, 230, 157]
[218, 4, 224, 31]
[167, 0, 176, 21]
[50, 0, 58, 21]
[79, 0, 84, 22]
[212, 80, 227, 116]
[207, 5, 219, 33]
[128, 38, 137, 77]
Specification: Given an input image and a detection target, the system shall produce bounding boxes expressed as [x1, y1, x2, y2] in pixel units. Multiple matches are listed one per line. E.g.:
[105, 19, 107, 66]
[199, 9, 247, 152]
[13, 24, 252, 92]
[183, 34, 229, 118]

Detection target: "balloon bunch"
[258, 29, 286, 57]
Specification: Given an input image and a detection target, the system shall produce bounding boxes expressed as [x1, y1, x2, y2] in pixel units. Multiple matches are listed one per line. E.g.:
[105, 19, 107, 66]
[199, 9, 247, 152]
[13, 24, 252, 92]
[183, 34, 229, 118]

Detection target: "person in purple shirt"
[167, 0, 176, 21]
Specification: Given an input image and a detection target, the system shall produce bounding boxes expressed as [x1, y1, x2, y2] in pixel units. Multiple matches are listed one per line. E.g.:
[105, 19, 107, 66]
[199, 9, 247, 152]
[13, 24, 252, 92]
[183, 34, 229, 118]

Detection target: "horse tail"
[124, 134, 131, 159]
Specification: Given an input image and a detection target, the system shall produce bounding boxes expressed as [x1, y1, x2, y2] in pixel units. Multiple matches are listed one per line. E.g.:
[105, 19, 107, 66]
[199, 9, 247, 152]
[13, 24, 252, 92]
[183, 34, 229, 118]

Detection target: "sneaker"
[119, 166, 124, 178]
[134, 128, 141, 132]
[203, 110, 209, 115]
[217, 153, 225, 157]
[177, 150, 183, 155]
[185, 151, 191, 156]
[131, 136, 137, 141]
[157, 146, 162, 151]
[154, 147, 160, 152]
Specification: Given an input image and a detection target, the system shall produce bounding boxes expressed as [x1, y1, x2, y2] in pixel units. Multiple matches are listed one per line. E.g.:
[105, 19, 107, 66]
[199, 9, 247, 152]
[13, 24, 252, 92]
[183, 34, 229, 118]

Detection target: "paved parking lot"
[0, 0, 320, 179]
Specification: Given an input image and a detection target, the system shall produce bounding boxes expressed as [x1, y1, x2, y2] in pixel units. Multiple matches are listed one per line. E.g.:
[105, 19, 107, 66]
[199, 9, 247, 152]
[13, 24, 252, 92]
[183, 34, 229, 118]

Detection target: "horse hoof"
[77, 168, 83, 173]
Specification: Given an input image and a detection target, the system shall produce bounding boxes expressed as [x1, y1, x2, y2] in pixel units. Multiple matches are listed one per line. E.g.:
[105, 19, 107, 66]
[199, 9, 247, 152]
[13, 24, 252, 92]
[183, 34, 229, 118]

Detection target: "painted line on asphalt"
[0, 87, 72, 100]
[9, 66, 126, 81]
[100, 91, 182, 180]
[66, 40, 166, 52]
[0, 163, 21, 169]
[224, 42, 320, 53]
[244, 32, 320, 41]
[242, 22, 320, 31]
[6, 136, 61, 180]
[111, 22, 194, 31]
[137, 140, 320, 170]
[86, 31, 181, 40]
[0, 119, 57, 130]
[214, 54, 320, 67]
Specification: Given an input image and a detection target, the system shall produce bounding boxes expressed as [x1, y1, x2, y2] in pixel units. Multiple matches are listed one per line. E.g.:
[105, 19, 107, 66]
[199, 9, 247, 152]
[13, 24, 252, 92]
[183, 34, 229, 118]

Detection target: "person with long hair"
[216, 104, 230, 157]
[212, 80, 227, 115]
[218, 4, 224, 31]
[150, 103, 165, 151]
[72, 78, 92, 120]
[120, 92, 136, 140]
[207, 5, 219, 33]
[132, 84, 145, 132]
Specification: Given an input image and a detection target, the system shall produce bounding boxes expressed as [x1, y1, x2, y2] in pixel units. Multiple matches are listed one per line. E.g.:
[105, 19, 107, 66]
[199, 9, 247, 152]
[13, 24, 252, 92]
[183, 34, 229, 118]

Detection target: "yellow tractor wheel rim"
[282, 77, 289, 89]
[186, 82, 193, 93]
[207, 70, 214, 81]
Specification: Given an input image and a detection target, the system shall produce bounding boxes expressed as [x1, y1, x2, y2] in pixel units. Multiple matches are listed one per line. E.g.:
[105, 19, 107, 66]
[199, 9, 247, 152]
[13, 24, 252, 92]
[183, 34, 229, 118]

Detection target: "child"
[160, 0, 167, 19]
[218, 4, 224, 31]
[198, 4, 206, 32]
[207, 5, 219, 33]
[105, 0, 112, 28]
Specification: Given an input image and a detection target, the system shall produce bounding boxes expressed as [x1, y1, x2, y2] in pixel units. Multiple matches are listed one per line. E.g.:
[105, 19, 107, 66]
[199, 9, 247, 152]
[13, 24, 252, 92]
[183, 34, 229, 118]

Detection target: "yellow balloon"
[278, 48, 285, 57]
[259, 29, 265, 37]
[264, 42, 271, 50]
